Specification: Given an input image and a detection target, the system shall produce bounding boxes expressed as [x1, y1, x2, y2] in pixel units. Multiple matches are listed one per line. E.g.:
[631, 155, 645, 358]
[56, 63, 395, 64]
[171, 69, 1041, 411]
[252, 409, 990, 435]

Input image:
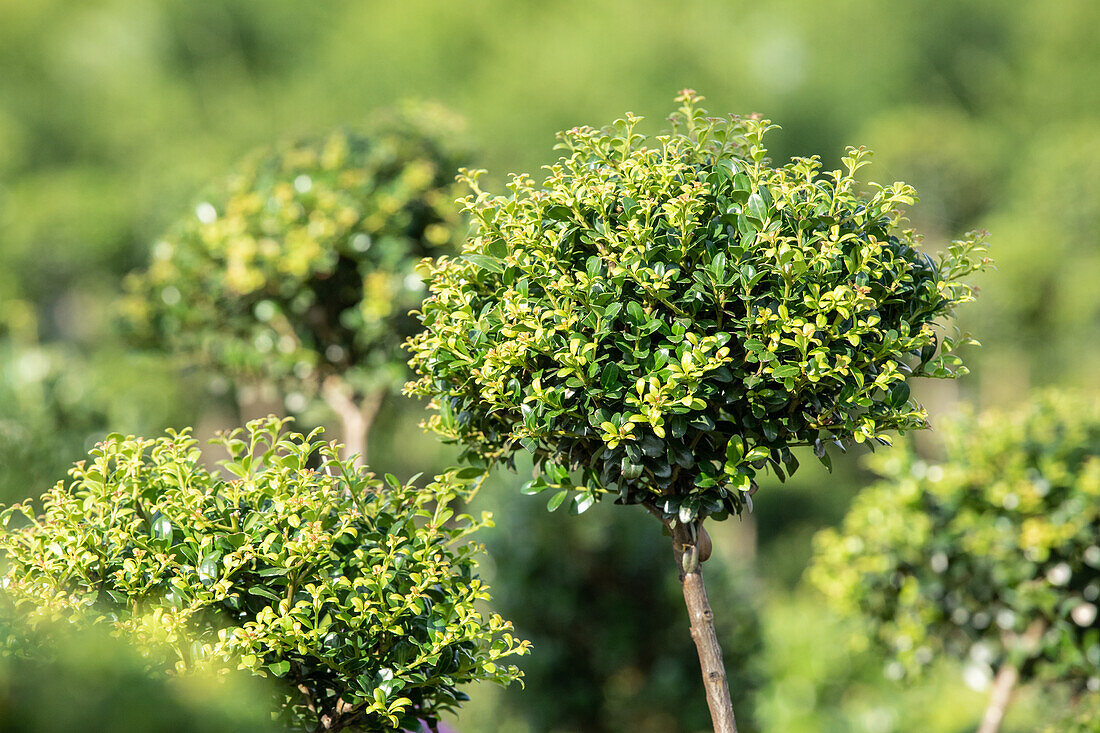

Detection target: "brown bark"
[669, 519, 738, 733]
[976, 663, 1018, 733]
[976, 619, 1046, 733]
[322, 378, 385, 466]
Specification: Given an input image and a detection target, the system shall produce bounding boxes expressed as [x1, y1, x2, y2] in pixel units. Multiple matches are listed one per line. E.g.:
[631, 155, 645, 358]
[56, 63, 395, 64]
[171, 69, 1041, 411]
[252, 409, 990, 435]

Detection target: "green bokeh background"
[0, 1, 1096, 731]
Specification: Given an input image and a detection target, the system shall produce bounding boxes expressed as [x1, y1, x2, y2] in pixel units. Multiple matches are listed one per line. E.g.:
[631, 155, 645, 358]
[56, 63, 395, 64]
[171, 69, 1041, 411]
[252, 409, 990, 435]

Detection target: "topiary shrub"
[405, 90, 990, 730]
[809, 392, 1100, 733]
[0, 417, 528, 732]
[123, 104, 468, 464]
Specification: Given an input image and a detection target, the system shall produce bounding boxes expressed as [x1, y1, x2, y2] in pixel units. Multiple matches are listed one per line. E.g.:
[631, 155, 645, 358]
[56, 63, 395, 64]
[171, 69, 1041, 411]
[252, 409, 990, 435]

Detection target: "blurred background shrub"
[809, 392, 1100, 728]
[122, 106, 468, 463]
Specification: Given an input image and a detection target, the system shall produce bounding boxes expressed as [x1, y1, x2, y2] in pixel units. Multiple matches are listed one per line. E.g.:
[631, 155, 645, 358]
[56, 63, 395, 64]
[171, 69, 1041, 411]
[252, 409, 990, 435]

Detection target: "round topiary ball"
[406, 90, 990, 523]
[124, 104, 468, 426]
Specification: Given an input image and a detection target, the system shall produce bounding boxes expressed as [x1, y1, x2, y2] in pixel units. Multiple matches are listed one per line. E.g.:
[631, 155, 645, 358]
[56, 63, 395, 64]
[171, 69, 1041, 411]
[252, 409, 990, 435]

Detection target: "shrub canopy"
[406, 91, 989, 522]
[809, 392, 1100, 692]
[0, 418, 527, 732]
[124, 104, 467, 408]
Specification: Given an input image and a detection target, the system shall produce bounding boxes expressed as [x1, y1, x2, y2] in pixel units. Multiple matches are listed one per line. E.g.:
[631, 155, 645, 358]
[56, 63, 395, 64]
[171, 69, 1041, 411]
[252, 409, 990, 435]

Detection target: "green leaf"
[725, 436, 745, 464]
[546, 489, 569, 512]
[746, 192, 766, 221]
[224, 461, 248, 479]
[198, 558, 218, 584]
[572, 493, 596, 514]
[772, 365, 800, 379]
[520, 479, 548, 495]
[247, 587, 281, 602]
[463, 253, 504, 274]
[150, 514, 173, 544]
[889, 381, 911, 408]
[745, 446, 770, 462]
[256, 567, 288, 577]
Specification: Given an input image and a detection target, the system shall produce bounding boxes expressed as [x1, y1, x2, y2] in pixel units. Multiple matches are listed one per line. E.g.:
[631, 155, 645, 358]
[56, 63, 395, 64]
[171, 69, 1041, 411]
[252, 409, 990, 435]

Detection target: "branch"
[668, 519, 737, 732]
[322, 377, 386, 466]
[976, 618, 1046, 733]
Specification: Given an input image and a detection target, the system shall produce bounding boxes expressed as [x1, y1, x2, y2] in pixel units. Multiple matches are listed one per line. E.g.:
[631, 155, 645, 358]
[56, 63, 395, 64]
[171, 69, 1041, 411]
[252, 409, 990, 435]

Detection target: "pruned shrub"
[809, 392, 1100, 732]
[405, 90, 989, 730]
[124, 105, 468, 463]
[0, 417, 528, 732]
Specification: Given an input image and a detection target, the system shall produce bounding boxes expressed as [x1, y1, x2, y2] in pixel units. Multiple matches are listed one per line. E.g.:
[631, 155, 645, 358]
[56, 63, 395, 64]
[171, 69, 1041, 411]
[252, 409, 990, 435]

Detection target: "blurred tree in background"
[810, 393, 1100, 732]
[0, 1, 1097, 730]
[123, 105, 468, 463]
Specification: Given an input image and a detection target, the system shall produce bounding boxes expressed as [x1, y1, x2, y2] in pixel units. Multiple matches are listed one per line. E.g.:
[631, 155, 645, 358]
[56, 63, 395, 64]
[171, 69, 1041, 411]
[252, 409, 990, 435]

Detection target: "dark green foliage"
[406, 91, 989, 523]
[124, 105, 468, 408]
[810, 392, 1100, 695]
[0, 417, 527, 732]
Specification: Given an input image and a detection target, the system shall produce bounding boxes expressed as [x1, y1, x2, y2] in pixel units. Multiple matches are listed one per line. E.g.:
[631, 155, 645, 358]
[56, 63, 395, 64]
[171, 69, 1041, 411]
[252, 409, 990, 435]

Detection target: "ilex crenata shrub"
[406, 89, 989, 523]
[0, 417, 528, 733]
[809, 392, 1100, 728]
[124, 104, 468, 462]
[406, 90, 989, 732]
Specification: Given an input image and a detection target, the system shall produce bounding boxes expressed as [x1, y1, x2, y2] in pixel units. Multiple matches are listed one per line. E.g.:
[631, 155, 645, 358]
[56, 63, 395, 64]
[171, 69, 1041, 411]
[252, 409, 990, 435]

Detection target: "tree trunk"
[321, 378, 385, 467]
[976, 663, 1018, 733]
[977, 619, 1045, 733]
[669, 520, 738, 733]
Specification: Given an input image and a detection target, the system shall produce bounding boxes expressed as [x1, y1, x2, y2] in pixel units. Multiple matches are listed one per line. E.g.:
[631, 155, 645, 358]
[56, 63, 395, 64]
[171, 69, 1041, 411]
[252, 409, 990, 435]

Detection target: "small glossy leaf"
[546, 489, 569, 512]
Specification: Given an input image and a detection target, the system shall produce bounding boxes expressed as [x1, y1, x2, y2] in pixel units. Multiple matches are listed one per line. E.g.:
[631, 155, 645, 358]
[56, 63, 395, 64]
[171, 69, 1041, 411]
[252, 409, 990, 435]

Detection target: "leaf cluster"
[809, 392, 1100, 691]
[0, 417, 528, 732]
[406, 91, 989, 522]
[124, 104, 468, 405]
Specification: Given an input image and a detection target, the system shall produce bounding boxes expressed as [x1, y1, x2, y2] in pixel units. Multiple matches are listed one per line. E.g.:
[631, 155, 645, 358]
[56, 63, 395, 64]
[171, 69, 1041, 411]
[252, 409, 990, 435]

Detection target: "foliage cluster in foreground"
[124, 104, 467, 408]
[407, 91, 989, 523]
[0, 418, 527, 732]
[810, 392, 1100, 693]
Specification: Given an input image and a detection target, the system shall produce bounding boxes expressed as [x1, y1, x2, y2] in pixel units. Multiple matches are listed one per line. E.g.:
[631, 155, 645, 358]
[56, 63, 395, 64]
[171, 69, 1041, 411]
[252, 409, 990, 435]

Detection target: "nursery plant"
[0, 417, 528, 733]
[405, 90, 990, 731]
[124, 105, 467, 464]
[809, 392, 1100, 733]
